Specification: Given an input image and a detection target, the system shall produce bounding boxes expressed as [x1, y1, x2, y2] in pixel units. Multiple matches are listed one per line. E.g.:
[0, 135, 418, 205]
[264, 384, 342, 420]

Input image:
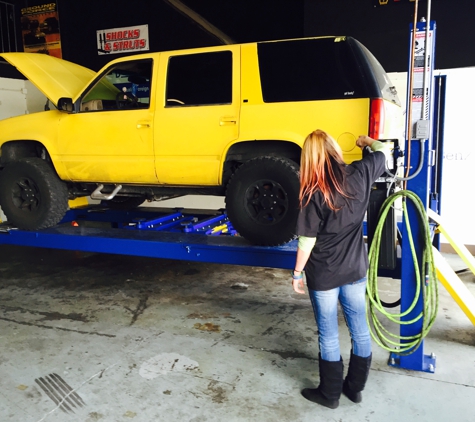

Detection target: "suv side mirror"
[58, 97, 74, 112]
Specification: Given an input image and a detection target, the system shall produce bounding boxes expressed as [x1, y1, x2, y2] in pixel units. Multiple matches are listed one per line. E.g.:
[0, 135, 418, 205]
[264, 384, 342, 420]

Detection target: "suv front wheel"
[0, 158, 69, 230]
[225, 156, 300, 246]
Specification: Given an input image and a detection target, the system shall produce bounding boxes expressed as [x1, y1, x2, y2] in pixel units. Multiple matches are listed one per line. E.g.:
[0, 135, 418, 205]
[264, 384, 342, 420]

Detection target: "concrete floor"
[0, 245, 474, 422]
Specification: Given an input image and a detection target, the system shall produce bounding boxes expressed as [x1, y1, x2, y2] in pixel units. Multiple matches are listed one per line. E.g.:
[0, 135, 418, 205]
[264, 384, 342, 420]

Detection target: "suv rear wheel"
[225, 156, 300, 246]
[0, 158, 69, 230]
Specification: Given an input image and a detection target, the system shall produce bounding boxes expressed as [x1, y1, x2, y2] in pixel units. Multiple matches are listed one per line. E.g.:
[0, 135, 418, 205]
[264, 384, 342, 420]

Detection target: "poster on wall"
[21, 2, 62, 58]
[97, 24, 149, 55]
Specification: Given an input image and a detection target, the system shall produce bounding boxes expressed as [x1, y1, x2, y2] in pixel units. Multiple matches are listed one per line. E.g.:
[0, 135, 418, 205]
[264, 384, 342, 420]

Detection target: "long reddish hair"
[299, 129, 351, 210]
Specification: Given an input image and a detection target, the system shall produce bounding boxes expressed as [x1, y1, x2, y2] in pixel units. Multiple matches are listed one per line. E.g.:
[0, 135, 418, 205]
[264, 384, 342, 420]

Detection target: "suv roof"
[1, 36, 399, 108]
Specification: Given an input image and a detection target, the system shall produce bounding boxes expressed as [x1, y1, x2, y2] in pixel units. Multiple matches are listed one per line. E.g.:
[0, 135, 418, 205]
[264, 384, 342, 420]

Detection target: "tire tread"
[0, 158, 69, 230]
[225, 155, 300, 246]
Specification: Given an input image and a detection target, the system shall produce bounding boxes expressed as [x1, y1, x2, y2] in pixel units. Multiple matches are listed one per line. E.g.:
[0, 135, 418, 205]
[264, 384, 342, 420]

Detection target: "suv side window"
[166, 51, 232, 107]
[258, 38, 368, 102]
[80, 59, 152, 112]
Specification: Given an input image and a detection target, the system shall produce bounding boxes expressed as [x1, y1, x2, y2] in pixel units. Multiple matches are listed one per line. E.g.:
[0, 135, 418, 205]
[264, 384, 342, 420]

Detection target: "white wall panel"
[389, 69, 474, 246]
[0, 78, 27, 120]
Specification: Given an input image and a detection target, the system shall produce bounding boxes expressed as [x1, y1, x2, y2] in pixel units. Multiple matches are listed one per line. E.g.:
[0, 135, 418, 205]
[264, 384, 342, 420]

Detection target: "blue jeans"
[308, 277, 371, 361]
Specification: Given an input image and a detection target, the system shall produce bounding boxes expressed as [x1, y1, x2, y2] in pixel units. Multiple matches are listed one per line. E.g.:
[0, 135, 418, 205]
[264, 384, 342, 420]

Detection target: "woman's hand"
[292, 277, 306, 294]
[356, 135, 377, 149]
[293, 246, 311, 295]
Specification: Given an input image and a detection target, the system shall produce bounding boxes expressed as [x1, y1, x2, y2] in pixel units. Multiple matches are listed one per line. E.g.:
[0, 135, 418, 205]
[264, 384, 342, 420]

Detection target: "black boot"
[301, 357, 343, 409]
[342, 352, 372, 403]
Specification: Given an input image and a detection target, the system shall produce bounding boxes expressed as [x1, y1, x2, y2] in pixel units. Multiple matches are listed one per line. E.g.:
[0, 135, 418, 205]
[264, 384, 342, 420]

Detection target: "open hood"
[0, 53, 96, 106]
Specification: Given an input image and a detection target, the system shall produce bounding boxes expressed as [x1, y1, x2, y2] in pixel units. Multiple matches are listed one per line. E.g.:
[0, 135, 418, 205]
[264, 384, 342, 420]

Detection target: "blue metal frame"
[0, 206, 296, 269]
[390, 138, 436, 372]
[389, 20, 438, 373]
[430, 74, 446, 250]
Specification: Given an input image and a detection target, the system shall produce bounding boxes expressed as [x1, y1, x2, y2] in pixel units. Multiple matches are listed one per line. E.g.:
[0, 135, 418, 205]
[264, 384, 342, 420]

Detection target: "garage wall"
[303, 0, 475, 73]
[435, 67, 475, 248]
[0, 77, 27, 120]
[0, 78, 45, 118]
[5, 1, 474, 74]
[386, 67, 474, 248]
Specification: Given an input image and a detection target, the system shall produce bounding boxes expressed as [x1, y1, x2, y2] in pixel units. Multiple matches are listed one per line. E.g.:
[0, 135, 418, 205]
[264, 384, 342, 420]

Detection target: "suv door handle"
[137, 121, 151, 129]
[219, 116, 237, 126]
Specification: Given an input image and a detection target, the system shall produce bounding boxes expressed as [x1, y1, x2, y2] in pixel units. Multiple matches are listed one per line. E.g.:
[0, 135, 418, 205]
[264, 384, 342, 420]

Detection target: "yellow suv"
[0, 36, 402, 245]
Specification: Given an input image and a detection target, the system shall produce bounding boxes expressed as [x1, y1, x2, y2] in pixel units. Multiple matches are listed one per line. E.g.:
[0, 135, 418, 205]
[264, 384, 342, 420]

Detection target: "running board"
[428, 208, 475, 326]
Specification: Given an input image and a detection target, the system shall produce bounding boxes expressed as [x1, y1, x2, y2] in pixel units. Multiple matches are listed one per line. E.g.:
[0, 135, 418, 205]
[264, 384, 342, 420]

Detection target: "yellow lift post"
[428, 208, 475, 326]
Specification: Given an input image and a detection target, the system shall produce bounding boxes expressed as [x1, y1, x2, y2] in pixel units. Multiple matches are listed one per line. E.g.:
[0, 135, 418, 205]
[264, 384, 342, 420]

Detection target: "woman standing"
[292, 130, 389, 409]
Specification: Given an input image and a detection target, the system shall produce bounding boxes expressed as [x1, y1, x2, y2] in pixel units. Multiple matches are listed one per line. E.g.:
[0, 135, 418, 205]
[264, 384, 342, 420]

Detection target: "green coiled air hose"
[366, 190, 439, 355]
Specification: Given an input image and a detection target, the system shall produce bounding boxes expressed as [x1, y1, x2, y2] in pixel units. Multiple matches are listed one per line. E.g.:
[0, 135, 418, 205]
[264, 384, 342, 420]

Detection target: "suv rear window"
[355, 40, 401, 106]
[258, 38, 371, 103]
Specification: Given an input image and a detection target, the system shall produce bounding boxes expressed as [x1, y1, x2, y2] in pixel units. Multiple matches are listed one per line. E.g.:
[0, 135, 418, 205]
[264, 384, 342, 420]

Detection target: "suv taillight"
[369, 98, 385, 139]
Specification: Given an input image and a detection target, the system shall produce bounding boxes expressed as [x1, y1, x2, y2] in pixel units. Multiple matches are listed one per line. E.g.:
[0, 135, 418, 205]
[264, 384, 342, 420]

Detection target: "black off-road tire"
[105, 196, 146, 210]
[0, 158, 69, 230]
[225, 156, 300, 246]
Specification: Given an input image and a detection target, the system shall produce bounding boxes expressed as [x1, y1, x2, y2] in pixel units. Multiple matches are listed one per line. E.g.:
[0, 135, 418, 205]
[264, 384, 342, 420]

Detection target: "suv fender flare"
[0, 140, 67, 180]
[221, 139, 301, 186]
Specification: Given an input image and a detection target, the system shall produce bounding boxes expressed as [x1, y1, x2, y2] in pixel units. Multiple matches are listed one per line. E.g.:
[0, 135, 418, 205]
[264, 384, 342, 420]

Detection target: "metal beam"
[162, 0, 235, 45]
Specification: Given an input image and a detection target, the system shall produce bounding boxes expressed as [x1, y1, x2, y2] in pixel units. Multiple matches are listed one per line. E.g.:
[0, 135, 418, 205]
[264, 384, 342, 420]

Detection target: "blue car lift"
[0, 206, 297, 270]
[0, 21, 446, 376]
[387, 19, 441, 373]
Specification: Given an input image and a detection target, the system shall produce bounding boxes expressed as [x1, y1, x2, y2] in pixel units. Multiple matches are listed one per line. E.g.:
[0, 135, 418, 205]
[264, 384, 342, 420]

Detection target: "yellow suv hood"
[0, 53, 96, 106]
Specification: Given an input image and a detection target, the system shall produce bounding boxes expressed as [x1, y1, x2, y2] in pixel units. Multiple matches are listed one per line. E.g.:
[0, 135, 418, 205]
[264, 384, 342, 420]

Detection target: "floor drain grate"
[35, 373, 86, 414]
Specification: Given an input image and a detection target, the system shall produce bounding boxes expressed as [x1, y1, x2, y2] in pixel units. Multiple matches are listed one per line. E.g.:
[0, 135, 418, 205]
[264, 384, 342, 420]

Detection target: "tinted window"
[81, 59, 152, 111]
[166, 51, 232, 106]
[355, 40, 401, 106]
[258, 38, 369, 102]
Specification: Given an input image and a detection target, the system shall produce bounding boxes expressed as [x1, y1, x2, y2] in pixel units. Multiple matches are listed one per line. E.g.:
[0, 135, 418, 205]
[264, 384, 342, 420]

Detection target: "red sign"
[97, 25, 149, 55]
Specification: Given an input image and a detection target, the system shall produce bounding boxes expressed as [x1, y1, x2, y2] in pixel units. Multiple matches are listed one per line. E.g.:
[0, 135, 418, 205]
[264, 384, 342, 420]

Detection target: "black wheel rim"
[11, 177, 41, 212]
[244, 179, 289, 225]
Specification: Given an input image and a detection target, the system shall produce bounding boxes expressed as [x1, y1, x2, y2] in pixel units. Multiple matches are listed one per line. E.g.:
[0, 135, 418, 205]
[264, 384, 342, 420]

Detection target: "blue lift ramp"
[0, 206, 297, 270]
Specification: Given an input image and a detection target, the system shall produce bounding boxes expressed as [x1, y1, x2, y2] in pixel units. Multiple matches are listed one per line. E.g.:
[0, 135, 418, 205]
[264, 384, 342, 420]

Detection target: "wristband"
[291, 270, 304, 280]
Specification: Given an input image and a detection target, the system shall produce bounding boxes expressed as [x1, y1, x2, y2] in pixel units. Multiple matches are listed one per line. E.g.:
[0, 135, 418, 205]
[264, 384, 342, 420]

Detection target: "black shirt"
[295, 151, 386, 291]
